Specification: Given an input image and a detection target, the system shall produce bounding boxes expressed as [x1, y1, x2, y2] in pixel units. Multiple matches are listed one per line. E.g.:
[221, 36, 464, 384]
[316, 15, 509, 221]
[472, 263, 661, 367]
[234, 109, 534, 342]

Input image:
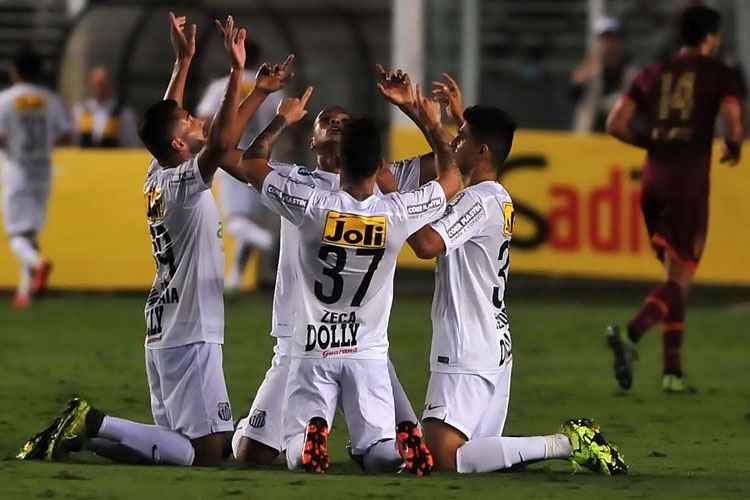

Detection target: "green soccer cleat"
[560, 418, 628, 475]
[45, 398, 92, 461]
[16, 414, 65, 460]
[662, 374, 696, 394]
[606, 325, 638, 390]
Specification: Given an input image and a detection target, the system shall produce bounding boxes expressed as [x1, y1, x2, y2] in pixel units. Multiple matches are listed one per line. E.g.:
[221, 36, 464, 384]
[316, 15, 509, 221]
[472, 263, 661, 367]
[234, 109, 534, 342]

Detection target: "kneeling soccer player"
[17, 14, 290, 467]
[407, 103, 628, 475]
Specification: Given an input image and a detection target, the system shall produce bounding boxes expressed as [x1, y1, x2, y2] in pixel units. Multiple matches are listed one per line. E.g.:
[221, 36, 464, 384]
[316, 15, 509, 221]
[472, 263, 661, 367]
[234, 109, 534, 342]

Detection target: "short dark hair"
[462, 105, 517, 167]
[680, 5, 720, 47]
[13, 47, 42, 81]
[341, 118, 382, 181]
[138, 99, 180, 160]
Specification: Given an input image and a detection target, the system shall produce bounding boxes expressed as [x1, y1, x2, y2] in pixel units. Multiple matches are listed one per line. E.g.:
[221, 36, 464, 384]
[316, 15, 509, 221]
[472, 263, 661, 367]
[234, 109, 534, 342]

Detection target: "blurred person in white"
[197, 37, 283, 293]
[570, 16, 638, 133]
[0, 47, 72, 308]
[72, 66, 139, 148]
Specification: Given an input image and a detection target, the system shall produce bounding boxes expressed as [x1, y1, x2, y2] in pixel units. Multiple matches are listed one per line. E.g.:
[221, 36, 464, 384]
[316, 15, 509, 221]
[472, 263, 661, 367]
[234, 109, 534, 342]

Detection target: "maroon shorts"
[640, 158, 710, 272]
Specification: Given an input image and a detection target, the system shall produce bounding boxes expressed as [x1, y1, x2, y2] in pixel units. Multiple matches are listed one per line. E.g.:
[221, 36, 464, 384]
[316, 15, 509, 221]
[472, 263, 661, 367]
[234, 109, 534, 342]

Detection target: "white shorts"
[145, 342, 234, 440]
[283, 357, 395, 456]
[218, 170, 268, 218]
[232, 337, 292, 456]
[2, 183, 50, 235]
[422, 360, 513, 440]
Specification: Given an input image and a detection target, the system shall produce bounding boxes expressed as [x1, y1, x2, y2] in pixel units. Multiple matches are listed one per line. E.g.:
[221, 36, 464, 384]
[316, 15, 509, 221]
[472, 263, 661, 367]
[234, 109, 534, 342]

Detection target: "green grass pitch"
[1, 290, 749, 499]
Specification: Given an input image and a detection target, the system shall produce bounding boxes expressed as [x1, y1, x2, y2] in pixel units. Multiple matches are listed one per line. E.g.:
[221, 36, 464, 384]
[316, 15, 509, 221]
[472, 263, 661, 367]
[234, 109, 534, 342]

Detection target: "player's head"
[310, 105, 351, 152]
[451, 105, 516, 176]
[88, 66, 113, 101]
[10, 47, 42, 83]
[679, 5, 721, 54]
[340, 117, 383, 181]
[138, 99, 208, 164]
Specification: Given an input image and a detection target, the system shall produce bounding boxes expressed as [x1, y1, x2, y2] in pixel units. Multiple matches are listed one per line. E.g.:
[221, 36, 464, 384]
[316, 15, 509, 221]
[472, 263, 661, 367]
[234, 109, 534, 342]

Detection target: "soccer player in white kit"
[231, 104, 430, 466]
[197, 39, 282, 292]
[235, 89, 462, 473]
[17, 14, 291, 467]
[0, 48, 72, 308]
[404, 102, 628, 475]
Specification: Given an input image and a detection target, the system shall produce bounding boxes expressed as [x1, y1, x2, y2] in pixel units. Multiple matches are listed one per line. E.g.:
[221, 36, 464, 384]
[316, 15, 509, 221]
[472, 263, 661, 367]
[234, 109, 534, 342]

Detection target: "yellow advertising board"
[391, 128, 750, 286]
[0, 149, 257, 290]
[0, 133, 748, 291]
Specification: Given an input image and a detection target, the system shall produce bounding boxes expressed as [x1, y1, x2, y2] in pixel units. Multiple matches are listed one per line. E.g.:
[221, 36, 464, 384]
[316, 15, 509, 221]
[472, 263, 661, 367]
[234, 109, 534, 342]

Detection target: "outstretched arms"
[239, 87, 314, 191]
[195, 16, 246, 183]
[163, 12, 196, 106]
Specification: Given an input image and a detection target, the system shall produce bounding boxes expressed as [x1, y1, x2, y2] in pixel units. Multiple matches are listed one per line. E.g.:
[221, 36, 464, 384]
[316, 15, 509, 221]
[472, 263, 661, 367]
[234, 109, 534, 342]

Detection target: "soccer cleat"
[45, 398, 92, 460]
[16, 414, 65, 460]
[560, 418, 628, 475]
[606, 325, 638, 390]
[396, 421, 433, 477]
[301, 417, 329, 473]
[31, 260, 53, 296]
[662, 374, 696, 394]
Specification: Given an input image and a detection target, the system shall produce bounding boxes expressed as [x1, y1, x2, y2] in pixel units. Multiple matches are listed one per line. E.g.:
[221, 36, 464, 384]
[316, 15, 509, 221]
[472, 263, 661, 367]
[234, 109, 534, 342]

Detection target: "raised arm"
[163, 12, 196, 106]
[195, 16, 246, 183]
[605, 96, 650, 149]
[719, 96, 744, 166]
[432, 73, 464, 127]
[238, 86, 314, 191]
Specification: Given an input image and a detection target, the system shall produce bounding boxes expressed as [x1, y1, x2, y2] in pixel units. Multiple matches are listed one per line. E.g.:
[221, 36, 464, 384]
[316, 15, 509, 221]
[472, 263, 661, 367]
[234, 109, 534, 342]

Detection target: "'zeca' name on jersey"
[306, 310, 360, 357]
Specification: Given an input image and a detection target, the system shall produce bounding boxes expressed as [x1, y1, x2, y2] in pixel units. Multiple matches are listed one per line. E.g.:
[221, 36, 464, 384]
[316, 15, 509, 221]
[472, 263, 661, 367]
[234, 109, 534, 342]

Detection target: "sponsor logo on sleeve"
[407, 197, 443, 216]
[145, 186, 165, 222]
[446, 202, 483, 238]
[322, 211, 386, 248]
[266, 184, 308, 210]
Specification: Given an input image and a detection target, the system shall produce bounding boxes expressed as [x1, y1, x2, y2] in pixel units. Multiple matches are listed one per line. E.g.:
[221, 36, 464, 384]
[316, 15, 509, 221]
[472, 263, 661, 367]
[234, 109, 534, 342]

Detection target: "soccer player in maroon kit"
[604, 5, 744, 393]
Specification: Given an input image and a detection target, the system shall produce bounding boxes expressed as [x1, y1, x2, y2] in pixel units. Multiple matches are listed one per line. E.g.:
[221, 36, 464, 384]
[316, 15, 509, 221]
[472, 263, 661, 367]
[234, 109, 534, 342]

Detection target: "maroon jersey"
[626, 53, 740, 166]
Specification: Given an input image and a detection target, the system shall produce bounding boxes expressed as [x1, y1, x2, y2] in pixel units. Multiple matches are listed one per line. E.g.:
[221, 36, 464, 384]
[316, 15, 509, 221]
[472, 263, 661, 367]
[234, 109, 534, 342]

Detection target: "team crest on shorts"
[217, 402, 232, 422]
[249, 409, 266, 429]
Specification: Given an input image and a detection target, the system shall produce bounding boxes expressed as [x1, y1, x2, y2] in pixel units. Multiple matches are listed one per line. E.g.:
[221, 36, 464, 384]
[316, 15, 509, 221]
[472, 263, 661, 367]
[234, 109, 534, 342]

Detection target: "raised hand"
[169, 12, 196, 62]
[277, 86, 314, 125]
[376, 64, 416, 110]
[215, 15, 246, 70]
[432, 73, 464, 124]
[256, 54, 296, 94]
[415, 84, 442, 131]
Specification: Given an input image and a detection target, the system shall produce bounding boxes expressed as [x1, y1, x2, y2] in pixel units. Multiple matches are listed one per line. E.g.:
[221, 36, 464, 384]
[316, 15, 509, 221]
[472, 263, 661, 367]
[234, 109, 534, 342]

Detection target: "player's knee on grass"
[423, 419, 467, 472]
[234, 436, 280, 465]
[191, 433, 226, 466]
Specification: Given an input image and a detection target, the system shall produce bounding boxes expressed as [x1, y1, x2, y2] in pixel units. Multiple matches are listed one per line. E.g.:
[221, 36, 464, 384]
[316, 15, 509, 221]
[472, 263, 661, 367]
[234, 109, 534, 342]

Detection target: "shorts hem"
[242, 428, 282, 452]
[651, 233, 699, 273]
[421, 414, 473, 441]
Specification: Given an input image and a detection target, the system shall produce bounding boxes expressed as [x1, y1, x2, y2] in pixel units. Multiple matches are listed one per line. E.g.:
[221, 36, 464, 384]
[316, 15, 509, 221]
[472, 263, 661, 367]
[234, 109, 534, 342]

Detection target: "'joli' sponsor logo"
[322, 211, 386, 248]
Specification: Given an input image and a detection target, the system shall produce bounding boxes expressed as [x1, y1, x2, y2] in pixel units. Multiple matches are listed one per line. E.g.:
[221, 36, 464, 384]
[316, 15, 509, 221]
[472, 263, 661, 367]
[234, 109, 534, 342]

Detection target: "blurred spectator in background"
[73, 66, 139, 148]
[0, 47, 72, 308]
[196, 39, 283, 293]
[570, 17, 637, 133]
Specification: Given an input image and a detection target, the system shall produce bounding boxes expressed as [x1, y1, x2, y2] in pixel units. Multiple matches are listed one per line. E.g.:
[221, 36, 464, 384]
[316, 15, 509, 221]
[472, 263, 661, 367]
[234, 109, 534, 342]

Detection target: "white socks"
[388, 360, 418, 426]
[362, 439, 402, 472]
[456, 434, 572, 473]
[226, 217, 273, 251]
[10, 236, 41, 268]
[285, 432, 305, 471]
[96, 416, 195, 466]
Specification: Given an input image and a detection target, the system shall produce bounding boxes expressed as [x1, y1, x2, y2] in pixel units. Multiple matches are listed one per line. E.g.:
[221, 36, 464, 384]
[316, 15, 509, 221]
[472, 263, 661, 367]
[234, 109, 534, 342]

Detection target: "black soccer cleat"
[301, 417, 330, 473]
[606, 325, 638, 390]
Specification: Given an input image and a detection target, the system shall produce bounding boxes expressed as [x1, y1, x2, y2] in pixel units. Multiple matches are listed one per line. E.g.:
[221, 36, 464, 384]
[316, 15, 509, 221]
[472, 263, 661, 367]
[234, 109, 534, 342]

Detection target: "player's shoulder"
[467, 181, 512, 205]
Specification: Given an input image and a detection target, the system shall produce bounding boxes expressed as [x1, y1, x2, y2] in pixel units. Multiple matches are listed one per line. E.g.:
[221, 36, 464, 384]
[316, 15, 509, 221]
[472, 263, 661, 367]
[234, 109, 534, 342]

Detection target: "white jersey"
[260, 162, 445, 359]
[269, 157, 423, 338]
[143, 158, 224, 349]
[0, 83, 70, 186]
[196, 69, 283, 150]
[429, 181, 514, 373]
[72, 97, 139, 147]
